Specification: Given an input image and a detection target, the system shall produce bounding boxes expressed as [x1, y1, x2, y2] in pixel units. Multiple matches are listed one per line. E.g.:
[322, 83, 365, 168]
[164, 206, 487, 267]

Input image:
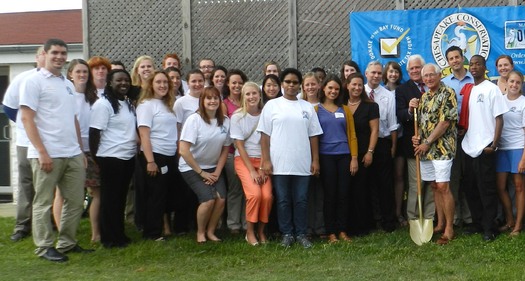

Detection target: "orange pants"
[234, 157, 272, 223]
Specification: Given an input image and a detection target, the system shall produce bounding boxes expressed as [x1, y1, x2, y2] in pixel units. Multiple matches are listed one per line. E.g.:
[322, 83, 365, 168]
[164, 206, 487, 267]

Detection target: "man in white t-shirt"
[20, 39, 92, 262]
[2, 46, 44, 242]
[461, 55, 508, 241]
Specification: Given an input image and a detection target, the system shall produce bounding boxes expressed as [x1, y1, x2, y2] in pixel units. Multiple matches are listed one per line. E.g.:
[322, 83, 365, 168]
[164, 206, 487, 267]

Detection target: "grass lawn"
[1, 216, 525, 281]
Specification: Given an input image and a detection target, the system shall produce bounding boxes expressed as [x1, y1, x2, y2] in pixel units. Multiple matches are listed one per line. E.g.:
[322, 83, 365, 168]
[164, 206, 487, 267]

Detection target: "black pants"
[463, 148, 498, 234]
[98, 156, 135, 247]
[320, 154, 350, 234]
[348, 153, 374, 235]
[140, 153, 177, 239]
[369, 138, 396, 230]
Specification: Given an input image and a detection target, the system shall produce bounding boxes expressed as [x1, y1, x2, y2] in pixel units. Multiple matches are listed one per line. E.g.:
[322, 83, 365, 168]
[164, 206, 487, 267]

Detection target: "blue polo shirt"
[442, 71, 474, 114]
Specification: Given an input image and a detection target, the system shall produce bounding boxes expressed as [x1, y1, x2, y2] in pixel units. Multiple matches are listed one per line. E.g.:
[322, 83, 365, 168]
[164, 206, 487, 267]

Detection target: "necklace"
[348, 100, 361, 106]
[228, 97, 240, 106]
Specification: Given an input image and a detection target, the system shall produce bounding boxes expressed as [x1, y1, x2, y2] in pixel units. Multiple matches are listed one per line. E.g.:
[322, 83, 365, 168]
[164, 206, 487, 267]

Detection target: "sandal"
[510, 230, 521, 237]
[498, 224, 514, 233]
[436, 235, 453, 245]
[327, 234, 339, 244]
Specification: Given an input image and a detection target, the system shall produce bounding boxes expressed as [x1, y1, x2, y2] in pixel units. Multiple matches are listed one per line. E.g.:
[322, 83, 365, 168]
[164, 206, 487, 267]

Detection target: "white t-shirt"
[462, 80, 508, 157]
[90, 96, 137, 160]
[257, 97, 323, 175]
[500, 95, 525, 150]
[230, 112, 261, 158]
[173, 94, 199, 126]
[96, 88, 104, 97]
[2, 68, 38, 147]
[182, 80, 189, 94]
[178, 113, 232, 172]
[136, 98, 178, 156]
[75, 92, 93, 152]
[19, 69, 81, 158]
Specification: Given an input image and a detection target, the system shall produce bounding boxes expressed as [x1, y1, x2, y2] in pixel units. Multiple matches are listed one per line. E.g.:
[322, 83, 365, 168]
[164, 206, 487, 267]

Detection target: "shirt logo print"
[477, 94, 484, 103]
[302, 111, 309, 119]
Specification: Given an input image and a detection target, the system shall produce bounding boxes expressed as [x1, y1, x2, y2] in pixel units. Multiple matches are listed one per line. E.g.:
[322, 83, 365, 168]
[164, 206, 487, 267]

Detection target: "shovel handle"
[413, 109, 422, 196]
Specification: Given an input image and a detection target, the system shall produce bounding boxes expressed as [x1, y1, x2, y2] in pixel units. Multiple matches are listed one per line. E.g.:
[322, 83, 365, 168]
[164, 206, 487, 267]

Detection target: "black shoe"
[483, 233, 496, 242]
[463, 225, 482, 235]
[40, 248, 69, 262]
[10, 231, 29, 242]
[63, 244, 95, 254]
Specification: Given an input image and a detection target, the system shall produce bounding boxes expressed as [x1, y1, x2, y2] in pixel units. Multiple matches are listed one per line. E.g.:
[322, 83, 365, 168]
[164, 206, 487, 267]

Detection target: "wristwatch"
[490, 145, 499, 151]
[423, 139, 430, 145]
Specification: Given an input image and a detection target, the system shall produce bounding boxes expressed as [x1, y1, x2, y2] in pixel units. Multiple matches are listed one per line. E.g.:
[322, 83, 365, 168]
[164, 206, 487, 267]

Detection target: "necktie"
[369, 89, 375, 101]
[418, 83, 425, 94]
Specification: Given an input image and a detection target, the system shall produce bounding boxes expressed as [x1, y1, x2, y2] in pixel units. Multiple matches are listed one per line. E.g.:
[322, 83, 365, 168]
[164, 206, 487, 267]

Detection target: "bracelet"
[367, 149, 374, 154]
[198, 170, 204, 175]
[147, 161, 155, 164]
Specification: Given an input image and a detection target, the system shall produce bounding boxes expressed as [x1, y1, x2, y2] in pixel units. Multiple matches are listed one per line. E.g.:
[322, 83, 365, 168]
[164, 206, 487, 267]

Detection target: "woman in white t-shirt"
[258, 68, 323, 249]
[66, 59, 100, 243]
[131, 55, 155, 89]
[496, 70, 525, 236]
[179, 87, 231, 244]
[165, 67, 185, 99]
[89, 69, 137, 248]
[136, 70, 178, 241]
[54, 59, 100, 241]
[301, 72, 321, 106]
[231, 82, 272, 246]
[301, 72, 325, 237]
[174, 69, 206, 131]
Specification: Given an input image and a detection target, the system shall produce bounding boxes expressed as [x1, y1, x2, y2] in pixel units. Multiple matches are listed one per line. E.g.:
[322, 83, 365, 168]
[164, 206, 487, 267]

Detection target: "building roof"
[0, 9, 82, 46]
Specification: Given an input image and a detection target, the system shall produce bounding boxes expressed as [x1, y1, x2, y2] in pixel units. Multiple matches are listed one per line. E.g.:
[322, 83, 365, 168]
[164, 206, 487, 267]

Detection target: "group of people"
[3, 37, 525, 262]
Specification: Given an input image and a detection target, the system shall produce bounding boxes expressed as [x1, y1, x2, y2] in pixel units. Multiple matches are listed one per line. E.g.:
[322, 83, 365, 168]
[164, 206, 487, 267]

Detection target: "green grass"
[1, 216, 525, 281]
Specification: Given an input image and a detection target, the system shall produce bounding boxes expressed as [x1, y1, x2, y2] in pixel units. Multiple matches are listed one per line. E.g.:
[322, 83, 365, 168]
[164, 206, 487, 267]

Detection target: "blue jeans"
[272, 175, 310, 236]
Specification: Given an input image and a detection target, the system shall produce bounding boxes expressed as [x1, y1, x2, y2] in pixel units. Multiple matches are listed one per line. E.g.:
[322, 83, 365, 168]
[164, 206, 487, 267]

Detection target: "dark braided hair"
[103, 69, 133, 114]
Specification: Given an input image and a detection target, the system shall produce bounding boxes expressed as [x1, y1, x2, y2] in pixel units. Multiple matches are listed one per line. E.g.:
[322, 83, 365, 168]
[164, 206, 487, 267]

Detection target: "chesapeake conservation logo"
[366, 24, 413, 68]
[432, 13, 490, 69]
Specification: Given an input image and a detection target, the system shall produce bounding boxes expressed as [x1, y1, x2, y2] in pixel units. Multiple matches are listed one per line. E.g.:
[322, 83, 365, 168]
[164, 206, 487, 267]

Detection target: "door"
[0, 74, 11, 194]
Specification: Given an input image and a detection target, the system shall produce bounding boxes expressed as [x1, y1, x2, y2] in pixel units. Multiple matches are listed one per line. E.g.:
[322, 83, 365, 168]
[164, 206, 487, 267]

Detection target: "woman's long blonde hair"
[234, 82, 263, 117]
[131, 55, 154, 87]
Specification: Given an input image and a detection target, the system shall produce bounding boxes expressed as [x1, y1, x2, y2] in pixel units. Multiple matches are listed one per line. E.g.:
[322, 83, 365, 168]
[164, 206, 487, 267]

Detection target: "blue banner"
[350, 6, 525, 79]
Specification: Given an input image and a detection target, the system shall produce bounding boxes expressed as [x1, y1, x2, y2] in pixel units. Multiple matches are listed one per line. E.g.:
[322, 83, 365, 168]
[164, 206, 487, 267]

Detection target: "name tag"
[334, 112, 344, 119]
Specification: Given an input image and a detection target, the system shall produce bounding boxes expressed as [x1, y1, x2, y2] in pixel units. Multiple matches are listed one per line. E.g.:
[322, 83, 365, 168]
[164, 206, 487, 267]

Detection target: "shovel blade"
[409, 218, 434, 246]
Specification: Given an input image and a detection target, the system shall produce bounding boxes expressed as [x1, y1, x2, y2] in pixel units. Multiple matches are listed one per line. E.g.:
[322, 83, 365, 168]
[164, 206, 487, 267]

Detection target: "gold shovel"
[409, 109, 433, 245]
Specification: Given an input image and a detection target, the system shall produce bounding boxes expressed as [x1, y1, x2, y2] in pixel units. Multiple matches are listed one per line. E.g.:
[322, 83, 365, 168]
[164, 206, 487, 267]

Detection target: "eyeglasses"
[283, 80, 300, 85]
[422, 73, 439, 78]
[200, 65, 214, 70]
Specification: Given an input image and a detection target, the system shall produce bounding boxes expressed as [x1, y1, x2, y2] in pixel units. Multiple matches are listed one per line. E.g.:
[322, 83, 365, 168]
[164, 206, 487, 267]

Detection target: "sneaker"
[10, 231, 29, 242]
[280, 234, 295, 247]
[296, 235, 313, 249]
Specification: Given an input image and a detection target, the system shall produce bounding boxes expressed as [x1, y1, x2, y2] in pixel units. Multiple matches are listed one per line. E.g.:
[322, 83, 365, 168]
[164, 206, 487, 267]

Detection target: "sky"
[0, 0, 82, 13]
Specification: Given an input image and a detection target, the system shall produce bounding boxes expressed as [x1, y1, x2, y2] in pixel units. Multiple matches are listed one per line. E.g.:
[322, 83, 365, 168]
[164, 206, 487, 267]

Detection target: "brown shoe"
[436, 235, 452, 245]
[327, 234, 339, 244]
[338, 232, 352, 242]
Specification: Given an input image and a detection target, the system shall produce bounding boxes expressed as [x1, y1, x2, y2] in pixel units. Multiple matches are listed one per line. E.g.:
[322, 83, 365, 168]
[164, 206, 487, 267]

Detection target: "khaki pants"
[406, 158, 435, 220]
[30, 154, 85, 256]
[13, 146, 34, 234]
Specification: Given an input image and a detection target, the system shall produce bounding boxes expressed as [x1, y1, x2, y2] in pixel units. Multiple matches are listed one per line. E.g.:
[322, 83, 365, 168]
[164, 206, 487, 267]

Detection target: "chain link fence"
[86, 0, 513, 82]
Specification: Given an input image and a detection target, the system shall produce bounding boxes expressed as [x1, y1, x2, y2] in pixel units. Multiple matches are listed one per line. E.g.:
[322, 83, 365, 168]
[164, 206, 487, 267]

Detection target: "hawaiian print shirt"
[418, 82, 458, 160]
